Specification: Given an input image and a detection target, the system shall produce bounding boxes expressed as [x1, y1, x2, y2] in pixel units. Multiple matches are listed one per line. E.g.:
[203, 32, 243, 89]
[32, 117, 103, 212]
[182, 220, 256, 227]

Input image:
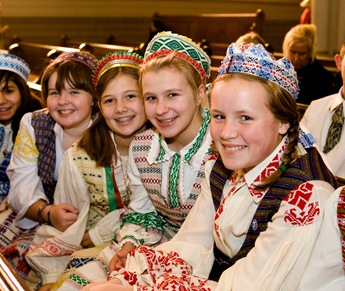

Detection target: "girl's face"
[142, 67, 204, 148]
[0, 78, 22, 125]
[47, 71, 94, 130]
[210, 77, 289, 172]
[99, 74, 146, 138]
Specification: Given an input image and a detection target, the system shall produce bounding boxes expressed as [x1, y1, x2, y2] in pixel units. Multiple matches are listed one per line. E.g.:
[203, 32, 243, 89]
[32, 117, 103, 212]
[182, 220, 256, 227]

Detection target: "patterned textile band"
[144, 31, 211, 85]
[92, 51, 143, 88]
[218, 43, 300, 100]
[0, 52, 30, 81]
[53, 52, 97, 70]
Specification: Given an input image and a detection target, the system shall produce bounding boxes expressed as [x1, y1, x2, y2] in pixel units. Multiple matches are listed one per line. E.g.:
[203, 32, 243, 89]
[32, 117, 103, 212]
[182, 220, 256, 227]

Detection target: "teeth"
[116, 116, 133, 122]
[159, 117, 176, 124]
[226, 145, 246, 151]
[0, 107, 10, 112]
[59, 109, 73, 114]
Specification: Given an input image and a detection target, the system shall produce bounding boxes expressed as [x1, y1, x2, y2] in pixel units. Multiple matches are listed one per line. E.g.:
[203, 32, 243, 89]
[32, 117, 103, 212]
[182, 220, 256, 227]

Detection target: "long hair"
[78, 66, 141, 167]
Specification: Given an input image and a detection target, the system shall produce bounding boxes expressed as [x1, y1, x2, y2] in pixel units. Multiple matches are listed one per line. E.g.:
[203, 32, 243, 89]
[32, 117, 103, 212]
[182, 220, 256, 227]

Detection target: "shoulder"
[281, 180, 335, 226]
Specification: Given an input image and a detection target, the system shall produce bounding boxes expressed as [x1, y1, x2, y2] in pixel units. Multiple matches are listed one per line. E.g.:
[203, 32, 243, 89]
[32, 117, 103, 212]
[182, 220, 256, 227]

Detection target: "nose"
[220, 120, 237, 140]
[155, 99, 169, 115]
[0, 92, 6, 104]
[114, 99, 128, 113]
[58, 91, 70, 105]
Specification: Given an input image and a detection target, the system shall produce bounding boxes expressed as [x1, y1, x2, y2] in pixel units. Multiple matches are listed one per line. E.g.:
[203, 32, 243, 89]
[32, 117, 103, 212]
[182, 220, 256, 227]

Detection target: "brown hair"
[212, 73, 299, 189]
[78, 66, 141, 167]
[40, 52, 98, 115]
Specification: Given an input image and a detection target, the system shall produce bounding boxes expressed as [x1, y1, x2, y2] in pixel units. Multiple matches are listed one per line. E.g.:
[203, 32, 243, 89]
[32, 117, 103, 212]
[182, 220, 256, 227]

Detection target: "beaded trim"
[0, 53, 30, 81]
[92, 51, 144, 88]
[53, 52, 97, 70]
[144, 31, 211, 85]
[218, 43, 299, 99]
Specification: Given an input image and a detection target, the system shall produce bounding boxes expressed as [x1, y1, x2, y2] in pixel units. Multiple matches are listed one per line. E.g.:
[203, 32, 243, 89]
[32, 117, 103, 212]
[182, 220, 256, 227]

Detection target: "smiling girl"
[24, 51, 147, 290]
[4, 51, 97, 280]
[81, 43, 339, 291]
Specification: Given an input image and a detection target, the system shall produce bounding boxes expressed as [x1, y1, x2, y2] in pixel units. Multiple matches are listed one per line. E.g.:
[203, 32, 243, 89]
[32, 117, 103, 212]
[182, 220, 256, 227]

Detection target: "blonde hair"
[282, 24, 317, 62]
[140, 52, 206, 106]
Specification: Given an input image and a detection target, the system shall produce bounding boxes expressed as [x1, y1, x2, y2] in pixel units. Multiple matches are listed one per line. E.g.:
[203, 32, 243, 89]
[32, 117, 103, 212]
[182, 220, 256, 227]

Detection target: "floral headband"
[53, 51, 97, 70]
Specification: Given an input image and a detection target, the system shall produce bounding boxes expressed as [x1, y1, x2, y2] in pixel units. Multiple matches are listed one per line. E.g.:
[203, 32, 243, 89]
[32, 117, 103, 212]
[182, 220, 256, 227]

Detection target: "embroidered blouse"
[7, 112, 65, 229]
[116, 110, 214, 247]
[109, 136, 336, 291]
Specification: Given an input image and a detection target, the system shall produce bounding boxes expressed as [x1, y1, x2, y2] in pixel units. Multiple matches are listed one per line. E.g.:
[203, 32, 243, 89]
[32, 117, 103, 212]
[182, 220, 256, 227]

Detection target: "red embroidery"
[284, 182, 320, 226]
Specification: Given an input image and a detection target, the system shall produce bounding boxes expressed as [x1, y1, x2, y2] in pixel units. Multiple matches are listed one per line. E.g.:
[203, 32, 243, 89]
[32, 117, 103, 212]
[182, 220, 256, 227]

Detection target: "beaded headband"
[218, 43, 299, 99]
[144, 31, 211, 85]
[53, 51, 97, 70]
[0, 53, 30, 81]
[92, 51, 144, 88]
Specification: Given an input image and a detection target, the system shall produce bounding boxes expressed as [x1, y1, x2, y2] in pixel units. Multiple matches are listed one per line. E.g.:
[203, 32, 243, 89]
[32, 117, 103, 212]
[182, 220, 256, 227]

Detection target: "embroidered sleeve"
[115, 211, 165, 247]
[13, 122, 39, 161]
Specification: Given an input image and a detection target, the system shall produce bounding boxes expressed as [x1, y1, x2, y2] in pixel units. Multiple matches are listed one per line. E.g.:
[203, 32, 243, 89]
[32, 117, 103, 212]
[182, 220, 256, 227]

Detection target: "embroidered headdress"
[53, 51, 97, 70]
[92, 51, 144, 88]
[218, 43, 299, 99]
[0, 53, 30, 81]
[144, 31, 211, 85]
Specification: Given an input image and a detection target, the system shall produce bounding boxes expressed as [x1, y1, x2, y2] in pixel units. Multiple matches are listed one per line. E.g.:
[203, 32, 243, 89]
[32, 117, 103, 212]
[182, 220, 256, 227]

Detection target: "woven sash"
[208, 147, 338, 281]
[31, 109, 57, 203]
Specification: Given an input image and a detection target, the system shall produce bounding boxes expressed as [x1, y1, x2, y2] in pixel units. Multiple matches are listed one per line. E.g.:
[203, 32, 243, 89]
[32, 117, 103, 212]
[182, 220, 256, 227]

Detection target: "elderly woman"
[283, 24, 335, 105]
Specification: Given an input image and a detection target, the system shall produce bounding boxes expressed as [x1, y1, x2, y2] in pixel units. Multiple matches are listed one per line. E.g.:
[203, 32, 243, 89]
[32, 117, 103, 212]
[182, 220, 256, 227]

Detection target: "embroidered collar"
[245, 136, 289, 203]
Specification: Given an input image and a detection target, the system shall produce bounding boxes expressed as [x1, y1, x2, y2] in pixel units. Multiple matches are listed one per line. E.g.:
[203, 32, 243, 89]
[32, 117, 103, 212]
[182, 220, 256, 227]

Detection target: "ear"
[334, 54, 342, 71]
[279, 122, 290, 135]
[195, 84, 206, 107]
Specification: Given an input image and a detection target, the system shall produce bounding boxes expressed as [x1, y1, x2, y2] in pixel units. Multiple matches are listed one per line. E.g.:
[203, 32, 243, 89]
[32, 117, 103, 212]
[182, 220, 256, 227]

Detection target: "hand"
[50, 203, 78, 231]
[81, 231, 95, 248]
[109, 242, 136, 272]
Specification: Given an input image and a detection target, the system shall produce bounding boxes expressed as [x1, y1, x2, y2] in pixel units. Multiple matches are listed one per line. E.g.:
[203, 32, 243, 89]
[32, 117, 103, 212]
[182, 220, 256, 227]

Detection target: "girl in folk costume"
[59, 31, 216, 290]
[81, 43, 338, 291]
[0, 52, 43, 275]
[3, 51, 97, 280]
[0, 53, 43, 202]
[25, 52, 147, 290]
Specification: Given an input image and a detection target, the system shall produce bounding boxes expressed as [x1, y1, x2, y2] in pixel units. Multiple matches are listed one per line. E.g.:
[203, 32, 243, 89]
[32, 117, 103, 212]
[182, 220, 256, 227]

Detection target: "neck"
[62, 119, 91, 150]
[166, 111, 203, 152]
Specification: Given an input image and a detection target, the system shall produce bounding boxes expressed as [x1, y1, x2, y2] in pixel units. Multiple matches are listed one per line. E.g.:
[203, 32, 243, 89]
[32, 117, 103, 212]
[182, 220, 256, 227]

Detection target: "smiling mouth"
[0, 107, 10, 112]
[115, 116, 134, 122]
[59, 109, 74, 114]
[158, 117, 177, 124]
[225, 145, 246, 151]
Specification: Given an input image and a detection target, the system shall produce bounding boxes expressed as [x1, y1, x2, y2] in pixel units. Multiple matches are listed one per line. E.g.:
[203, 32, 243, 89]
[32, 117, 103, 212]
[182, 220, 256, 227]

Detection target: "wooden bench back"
[152, 9, 265, 56]
[8, 42, 79, 81]
[60, 35, 144, 59]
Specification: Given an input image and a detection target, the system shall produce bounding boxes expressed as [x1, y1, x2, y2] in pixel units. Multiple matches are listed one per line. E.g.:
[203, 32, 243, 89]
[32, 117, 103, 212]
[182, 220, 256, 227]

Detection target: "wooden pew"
[60, 35, 144, 59]
[152, 9, 265, 56]
[8, 42, 79, 82]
